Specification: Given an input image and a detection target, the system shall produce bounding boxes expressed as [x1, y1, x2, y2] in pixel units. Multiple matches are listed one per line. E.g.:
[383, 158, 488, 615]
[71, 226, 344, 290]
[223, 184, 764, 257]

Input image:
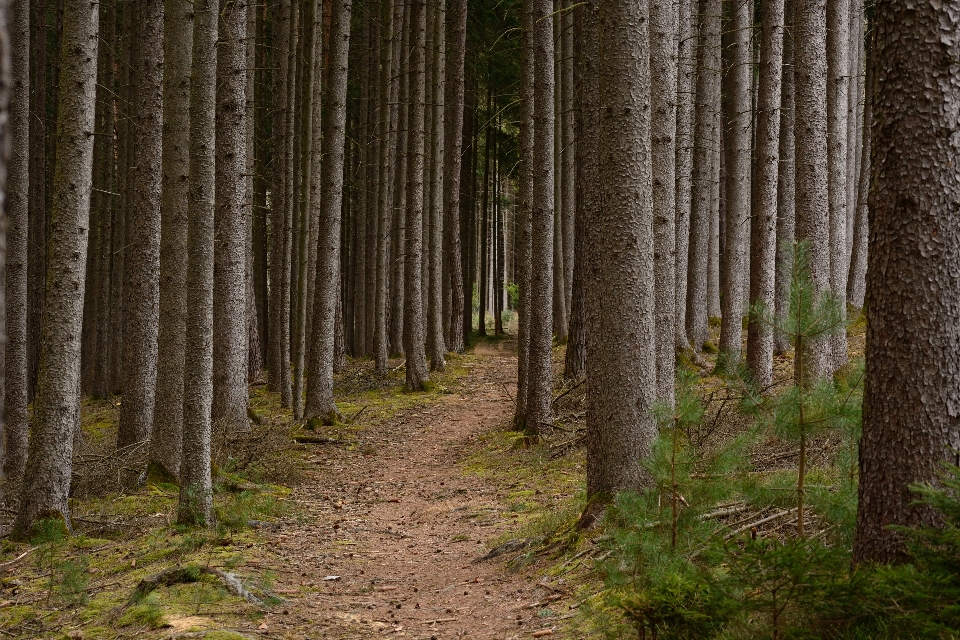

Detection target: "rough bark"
[793, 0, 831, 382]
[854, 0, 960, 565]
[26, 0, 46, 404]
[178, 0, 217, 527]
[826, 0, 850, 370]
[12, 0, 98, 538]
[149, 0, 193, 480]
[686, 0, 720, 350]
[560, 0, 575, 320]
[304, 0, 352, 422]
[117, 0, 164, 449]
[746, 0, 784, 388]
[0, 0, 8, 492]
[213, 0, 250, 428]
[651, 0, 677, 404]
[774, 0, 795, 355]
[717, 0, 751, 370]
[5, 0, 29, 482]
[674, 0, 695, 352]
[847, 29, 870, 311]
[427, 0, 446, 370]
[586, 0, 656, 503]
[374, 0, 394, 372]
[390, 0, 411, 357]
[403, 0, 430, 391]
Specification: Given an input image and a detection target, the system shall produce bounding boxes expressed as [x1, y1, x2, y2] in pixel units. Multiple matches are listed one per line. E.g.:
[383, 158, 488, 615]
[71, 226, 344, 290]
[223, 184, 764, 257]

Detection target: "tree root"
[127, 565, 266, 608]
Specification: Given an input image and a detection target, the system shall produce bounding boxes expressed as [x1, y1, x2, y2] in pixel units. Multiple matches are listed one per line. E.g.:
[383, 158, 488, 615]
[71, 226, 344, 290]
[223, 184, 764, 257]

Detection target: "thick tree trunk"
[13, 0, 98, 538]
[443, 0, 467, 354]
[427, 0, 446, 370]
[304, 0, 352, 422]
[717, 0, 751, 370]
[5, 0, 29, 482]
[793, 0, 832, 382]
[854, 0, 960, 565]
[150, 0, 193, 480]
[403, 0, 430, 391]
[674, 0, 695, 353]
[686, 0, 720, 350]
[586, 0, 656, 504]
[213, 0, 250, 428]
[117, 0, 163, 449]
[746, 0, 784, 388]
[651, 0, 677, 404]
[774, 0, 795, 355]
[178, 0, 217, 526]
[827, 0, 850, 370]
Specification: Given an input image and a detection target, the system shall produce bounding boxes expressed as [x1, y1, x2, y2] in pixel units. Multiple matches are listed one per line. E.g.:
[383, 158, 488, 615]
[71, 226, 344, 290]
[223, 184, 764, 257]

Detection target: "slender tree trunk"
[245, 0, 262, 383]
[560, 0, 575, 320]
[27, 0, 47, 404]
[854, 0, 960, 565]
[478, 89, 490, 337]
[178, 0, 217, 527]
[793, 0, 831, 382]
[774, 0, 795, 355]
[117, 0, 163, 449]
[686, 0, 720, 350]
[746, 0, 784, 388]
[717, 0, 751, 370]
[585, 0, 656, 507]
[443, 0, 467, 354]
[12, 0, 98, 538]
[390, 0, 410, 356]
[304, 0, 351, 422]
[427, 0, 446, 370]
[270, 0, 291, 392]
[525, 0, 556, 437]
[403, 0, 430, 390]
[149, 0, 193, 480]
[374, 0, 394, 372]
[0, 0, 8, 492]
[827, 0, 850, 370]
[847, 26, 871, 311]
[253, 0, 269, 364]
[674, 0, 695, 353]
[651, 0, 677, 404]
[213, 0, 250, 427]
[5, 0, 29, 483]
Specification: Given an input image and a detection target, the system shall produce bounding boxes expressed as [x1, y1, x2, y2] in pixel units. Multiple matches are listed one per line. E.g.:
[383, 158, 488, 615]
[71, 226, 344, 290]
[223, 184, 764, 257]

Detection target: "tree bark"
[304, 0, 352, 422]
[793, 0, 832, 382]
[270, 0, 291, 394]
[390, 0, 411, 357]
[674, 0, 695, 353]
[586, 0, 656, 503]
[427, 0, 446, 370]
[847, 26, 871, 311]
[854, 0, 960, 565]
[150, 0, 193, 480]
[13, 0, 98, 538]
[746, 0, 784, 388]
[374, 0, 395, 372]
[774, 0, 795, 355]
[560, 0, 575, 321]
[117, 0, 164, 449]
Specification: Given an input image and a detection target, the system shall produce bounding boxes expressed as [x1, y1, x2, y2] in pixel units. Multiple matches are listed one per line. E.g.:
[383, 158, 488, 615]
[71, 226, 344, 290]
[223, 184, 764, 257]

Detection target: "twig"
[0, 546, 38, 569]
[724, 508, 798, 540]
[552, 379, 585, 406]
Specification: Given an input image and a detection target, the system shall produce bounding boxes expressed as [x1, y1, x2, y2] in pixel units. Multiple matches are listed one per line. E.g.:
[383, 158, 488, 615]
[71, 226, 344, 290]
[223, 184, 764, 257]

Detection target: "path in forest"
[239, 342, 567, 640]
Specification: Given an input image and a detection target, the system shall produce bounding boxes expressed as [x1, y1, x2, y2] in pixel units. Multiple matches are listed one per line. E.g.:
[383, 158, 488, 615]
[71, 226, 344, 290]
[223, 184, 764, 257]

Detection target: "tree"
[650, 0, 677, 405]
[853, 0, 960, 565]
[178, 0, 217, 526]
[5, 0, 29, 482]
[846, 13, 870, 312]
[117, 0, 164, 449]
[13, 0, 99, 538]
[150, 0, 194, 480]
[674, 0, 695, 353]
[717, 0, 751, 370]
[792, 0, 831, 383]
[427, 0, 446, 371]
[585, 0, 656, 510]
[774, 0, 795, 355]
[374, 0, 395, 372]
[403, 0, 430, 391]
[525, 0, 556, 437]
[305, 0, 352, 422]
[746, 0, 784, 388]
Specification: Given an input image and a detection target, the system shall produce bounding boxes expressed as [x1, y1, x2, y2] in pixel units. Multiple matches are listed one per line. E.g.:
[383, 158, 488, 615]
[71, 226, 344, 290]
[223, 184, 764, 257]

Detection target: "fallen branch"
[552, 379, 585, 406]
[291, 434, 340, 445]
[126, 566, 265, 609]
[0, 546, 38, 570]
[724, 508, 798, 540]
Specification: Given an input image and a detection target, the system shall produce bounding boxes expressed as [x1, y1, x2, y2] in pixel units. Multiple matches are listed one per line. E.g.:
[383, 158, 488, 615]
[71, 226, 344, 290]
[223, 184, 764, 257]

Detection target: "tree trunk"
[746, 0, 784, 388]
[651, 0, 677, 404]
[826, 0, 850, 371]
[717, 0, 751, 370]
[27, 0, 47, 405]
[443, 0, 467, 354]
[270, 0, 291, 393]
[390, 0, 411, 356]
[586, 0, 656, 505]
[427, 0, 446, 370]
[12, 0, 98, 538]
[478, 89, 490, 337]
[374, 0, 395, 372]
[403, 0, 430, 391]
[774, 0, 795, 355]
[149, 0, 193, 481]
[674, 0, 695, 353]
[524, 0, 556, 438]
[117, 0, 163, 449]
[304, 0, 352, 422]
[560, 0, 575, 321]
[846, 25, 870, 311]
[5, 0, 29, 483]
[686, 0, 720, 350]
[793, 0, 831, 382]
[178, 0, 217, 527]
[854, 0, 960, 565]
[213, 0, 250, 427]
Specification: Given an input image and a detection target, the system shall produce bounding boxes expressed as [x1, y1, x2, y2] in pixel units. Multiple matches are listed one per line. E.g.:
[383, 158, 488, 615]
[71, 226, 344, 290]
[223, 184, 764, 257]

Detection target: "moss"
[702, 340, 719, 354]
[117, 595, 166, 628]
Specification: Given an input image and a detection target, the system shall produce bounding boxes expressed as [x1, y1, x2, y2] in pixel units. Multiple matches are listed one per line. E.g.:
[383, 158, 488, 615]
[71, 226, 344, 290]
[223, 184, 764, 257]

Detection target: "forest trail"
[242, 341, 565, 639]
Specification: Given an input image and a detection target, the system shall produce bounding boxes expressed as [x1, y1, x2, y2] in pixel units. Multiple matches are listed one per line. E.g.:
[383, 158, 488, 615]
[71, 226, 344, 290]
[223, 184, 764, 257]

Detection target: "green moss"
[117, 594, 165, 628]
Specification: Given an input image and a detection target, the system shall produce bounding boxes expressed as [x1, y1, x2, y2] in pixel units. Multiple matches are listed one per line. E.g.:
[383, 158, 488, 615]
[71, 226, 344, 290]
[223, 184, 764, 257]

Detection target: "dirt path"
[241, 342, 563, 640]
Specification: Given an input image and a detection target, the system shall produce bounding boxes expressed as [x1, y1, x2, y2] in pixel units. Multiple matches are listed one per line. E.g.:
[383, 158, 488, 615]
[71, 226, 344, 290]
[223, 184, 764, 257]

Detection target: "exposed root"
[126, 565, 266, 609]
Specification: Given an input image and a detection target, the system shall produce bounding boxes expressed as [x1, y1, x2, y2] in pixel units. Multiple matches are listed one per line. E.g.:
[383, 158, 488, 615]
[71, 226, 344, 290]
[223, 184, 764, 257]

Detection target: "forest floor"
[0, 338, 598, 640]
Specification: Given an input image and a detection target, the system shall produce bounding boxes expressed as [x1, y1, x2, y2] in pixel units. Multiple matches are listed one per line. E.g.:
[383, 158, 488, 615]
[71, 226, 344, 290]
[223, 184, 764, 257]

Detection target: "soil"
[236, 341, 573, 640]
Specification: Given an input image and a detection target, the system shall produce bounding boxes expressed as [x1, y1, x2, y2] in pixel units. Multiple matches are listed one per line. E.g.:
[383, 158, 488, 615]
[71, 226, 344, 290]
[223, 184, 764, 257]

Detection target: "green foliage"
[506, 281, 520, 309]
[53, 556, 90, 606]
[117, 594, 165, 629]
